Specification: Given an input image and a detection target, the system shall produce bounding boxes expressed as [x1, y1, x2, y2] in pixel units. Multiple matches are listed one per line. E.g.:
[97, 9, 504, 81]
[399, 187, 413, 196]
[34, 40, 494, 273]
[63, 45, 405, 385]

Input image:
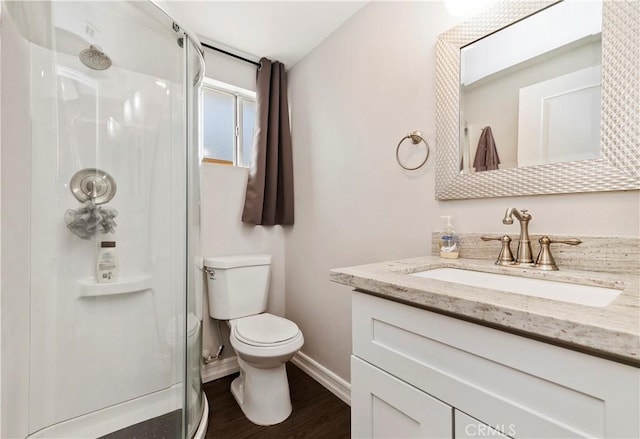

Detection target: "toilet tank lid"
[204, 254, 272, 269]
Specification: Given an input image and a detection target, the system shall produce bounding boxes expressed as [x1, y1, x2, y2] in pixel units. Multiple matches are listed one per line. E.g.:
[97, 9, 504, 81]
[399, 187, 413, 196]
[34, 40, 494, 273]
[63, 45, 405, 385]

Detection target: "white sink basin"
[411, 268, 620, 307]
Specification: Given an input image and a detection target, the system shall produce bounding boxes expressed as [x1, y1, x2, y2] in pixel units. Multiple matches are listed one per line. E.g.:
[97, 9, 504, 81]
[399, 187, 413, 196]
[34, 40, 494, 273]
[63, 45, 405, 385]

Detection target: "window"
[202, 78, 256, 167]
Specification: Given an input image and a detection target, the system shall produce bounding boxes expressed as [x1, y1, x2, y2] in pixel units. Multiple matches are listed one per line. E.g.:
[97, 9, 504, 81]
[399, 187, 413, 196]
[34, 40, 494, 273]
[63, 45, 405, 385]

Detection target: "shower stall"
[1, 1, 207, 438]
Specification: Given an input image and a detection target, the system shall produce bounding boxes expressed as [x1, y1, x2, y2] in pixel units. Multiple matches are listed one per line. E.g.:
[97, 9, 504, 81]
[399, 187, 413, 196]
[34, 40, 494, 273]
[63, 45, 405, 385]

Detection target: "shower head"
[79, 45, 112, 71]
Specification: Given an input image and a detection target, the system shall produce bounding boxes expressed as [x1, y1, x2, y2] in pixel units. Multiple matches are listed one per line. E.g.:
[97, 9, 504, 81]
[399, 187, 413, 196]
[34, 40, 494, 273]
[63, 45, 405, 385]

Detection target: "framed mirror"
[435, 0, 639, 200]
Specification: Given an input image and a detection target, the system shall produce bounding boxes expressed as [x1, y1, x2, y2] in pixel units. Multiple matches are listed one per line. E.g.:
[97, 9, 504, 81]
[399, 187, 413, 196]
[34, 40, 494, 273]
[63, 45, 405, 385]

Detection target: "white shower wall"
[26, 43, 187, 432]
[1, 9, 33, 436]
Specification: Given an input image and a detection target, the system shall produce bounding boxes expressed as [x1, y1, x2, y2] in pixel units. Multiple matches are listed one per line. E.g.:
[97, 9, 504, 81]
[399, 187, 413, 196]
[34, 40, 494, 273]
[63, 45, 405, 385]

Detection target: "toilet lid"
[234, 314, 299, 346]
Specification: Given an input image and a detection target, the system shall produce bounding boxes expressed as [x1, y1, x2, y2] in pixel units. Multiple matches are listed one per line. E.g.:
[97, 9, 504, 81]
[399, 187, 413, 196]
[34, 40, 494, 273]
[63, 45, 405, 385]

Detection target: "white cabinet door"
[351, 356, 452, 439]
[353, 292, 640, 439]
[455, 410, 511, 439]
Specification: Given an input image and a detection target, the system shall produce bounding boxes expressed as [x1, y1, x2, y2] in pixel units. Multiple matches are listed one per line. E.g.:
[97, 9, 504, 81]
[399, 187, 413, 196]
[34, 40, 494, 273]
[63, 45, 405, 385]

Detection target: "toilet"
[204, 254, 304, 426]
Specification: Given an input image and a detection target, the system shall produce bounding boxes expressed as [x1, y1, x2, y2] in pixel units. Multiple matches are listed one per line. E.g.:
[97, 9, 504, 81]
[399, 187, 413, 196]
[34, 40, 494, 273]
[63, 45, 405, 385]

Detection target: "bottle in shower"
[439, 216, 460, 259]
[97, 241, 119, 283]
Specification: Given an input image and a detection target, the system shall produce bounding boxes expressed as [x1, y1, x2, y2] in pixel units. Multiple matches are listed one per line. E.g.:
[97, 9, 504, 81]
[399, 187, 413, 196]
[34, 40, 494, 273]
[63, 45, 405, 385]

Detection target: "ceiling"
[158, 1, 369, 68]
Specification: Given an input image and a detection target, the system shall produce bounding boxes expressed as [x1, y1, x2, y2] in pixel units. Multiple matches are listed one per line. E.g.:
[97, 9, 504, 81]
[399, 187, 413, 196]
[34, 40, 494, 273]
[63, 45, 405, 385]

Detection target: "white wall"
[202, 47, 256, 92]
[1, 9, 32, 436]
[285, 0, 640, 383]
[200, 165, 286, 361]
[285, 1, 461, 382]
[198, 48, 287, 363]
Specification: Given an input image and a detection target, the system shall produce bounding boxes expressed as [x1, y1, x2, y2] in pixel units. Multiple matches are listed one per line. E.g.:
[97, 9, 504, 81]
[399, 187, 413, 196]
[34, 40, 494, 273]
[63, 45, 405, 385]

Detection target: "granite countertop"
[330, 256, 640, 366]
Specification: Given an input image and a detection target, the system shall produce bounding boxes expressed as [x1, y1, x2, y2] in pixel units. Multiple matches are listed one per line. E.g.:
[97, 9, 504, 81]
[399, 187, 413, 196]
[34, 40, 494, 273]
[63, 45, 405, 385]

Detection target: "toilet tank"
[204, 254, 271, 320]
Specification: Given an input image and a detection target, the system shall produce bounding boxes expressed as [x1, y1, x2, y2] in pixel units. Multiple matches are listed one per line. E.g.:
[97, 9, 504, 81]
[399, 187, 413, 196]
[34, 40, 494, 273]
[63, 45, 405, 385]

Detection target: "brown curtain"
[242, 58, 294, 225]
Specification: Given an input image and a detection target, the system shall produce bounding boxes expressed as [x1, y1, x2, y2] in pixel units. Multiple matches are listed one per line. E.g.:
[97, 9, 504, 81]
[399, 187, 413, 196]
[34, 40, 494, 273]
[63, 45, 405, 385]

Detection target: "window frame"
[201, 78, 257, 167]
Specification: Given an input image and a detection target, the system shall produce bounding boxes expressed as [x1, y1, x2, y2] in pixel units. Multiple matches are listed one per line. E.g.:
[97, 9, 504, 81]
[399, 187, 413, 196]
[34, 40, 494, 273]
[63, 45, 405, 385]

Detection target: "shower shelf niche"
[78, 275, 152, 297]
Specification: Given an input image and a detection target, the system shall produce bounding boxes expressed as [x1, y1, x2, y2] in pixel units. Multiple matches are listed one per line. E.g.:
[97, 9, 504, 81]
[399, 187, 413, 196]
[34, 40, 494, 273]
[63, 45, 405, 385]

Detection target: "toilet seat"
[232, 313, 300, 347]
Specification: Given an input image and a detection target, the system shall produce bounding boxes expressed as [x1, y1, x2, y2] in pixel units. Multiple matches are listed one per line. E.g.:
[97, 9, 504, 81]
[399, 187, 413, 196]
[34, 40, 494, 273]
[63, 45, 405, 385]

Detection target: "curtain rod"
[201, 42, 261, 67]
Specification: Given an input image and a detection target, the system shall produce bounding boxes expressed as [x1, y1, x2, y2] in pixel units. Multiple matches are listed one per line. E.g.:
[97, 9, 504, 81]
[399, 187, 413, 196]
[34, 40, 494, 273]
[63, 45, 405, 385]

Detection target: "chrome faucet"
[502, 208, 534, 264]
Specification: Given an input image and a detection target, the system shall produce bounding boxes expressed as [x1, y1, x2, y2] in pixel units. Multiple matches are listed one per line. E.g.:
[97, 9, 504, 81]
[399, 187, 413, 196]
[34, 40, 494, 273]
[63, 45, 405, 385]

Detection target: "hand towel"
[473, 126, 501, 172]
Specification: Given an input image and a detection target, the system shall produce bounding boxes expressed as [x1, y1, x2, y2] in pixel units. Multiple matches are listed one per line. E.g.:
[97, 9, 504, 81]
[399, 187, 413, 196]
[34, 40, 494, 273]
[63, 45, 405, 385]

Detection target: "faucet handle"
[535, 236, 582, 271]
[481, 235, 515, 266]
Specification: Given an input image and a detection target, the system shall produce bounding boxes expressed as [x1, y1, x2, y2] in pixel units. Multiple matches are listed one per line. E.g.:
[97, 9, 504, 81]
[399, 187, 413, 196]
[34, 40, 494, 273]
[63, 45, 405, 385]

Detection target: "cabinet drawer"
[353, 292, 640, 438]
[351, 356, 452, 439]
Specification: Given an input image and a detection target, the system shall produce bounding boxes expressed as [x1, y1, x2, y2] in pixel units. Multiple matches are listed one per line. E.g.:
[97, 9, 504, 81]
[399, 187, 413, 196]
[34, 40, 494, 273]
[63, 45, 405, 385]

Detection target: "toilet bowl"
[228, 313, 304, 425]
[204, 254, 304, 426]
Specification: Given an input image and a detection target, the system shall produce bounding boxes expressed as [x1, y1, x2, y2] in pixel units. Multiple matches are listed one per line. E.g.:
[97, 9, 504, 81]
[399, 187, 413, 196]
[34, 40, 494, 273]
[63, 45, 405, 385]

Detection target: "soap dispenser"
[439, 216, 460, 259]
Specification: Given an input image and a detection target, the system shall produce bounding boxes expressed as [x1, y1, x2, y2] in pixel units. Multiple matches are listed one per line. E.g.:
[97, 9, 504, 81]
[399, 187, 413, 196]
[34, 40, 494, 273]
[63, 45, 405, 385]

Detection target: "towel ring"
[396, 131, 429, 170]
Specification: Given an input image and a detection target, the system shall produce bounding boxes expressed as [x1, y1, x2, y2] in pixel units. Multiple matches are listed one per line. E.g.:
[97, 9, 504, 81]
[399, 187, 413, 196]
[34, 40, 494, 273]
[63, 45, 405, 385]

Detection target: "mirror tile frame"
[435, 0, 639, 200]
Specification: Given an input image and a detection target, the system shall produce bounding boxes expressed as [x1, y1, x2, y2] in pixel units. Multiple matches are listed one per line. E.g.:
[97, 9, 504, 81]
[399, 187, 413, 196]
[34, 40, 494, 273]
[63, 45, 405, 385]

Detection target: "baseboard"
[291, 352, 351, 406]
[202, 356, 239, 383]
[202, 352, 352, 406]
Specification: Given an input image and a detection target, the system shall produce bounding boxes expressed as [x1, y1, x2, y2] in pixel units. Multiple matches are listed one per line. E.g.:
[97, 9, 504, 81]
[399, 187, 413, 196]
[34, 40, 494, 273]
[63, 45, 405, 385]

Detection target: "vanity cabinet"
[351, 292, 640, 439]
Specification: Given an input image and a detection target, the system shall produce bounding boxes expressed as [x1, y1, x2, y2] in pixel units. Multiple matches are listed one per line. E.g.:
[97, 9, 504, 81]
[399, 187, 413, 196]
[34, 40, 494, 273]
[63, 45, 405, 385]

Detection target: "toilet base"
[230, 358, 293, 426]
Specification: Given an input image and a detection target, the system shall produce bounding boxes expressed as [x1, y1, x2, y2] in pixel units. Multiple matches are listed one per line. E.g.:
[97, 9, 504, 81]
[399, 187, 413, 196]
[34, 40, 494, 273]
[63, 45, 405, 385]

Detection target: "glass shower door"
[0, 1, 204, 437]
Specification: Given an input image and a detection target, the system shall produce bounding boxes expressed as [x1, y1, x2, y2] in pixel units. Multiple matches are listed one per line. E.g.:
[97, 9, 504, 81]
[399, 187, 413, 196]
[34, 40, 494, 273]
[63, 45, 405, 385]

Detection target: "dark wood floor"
[204, 363, 351, 439]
